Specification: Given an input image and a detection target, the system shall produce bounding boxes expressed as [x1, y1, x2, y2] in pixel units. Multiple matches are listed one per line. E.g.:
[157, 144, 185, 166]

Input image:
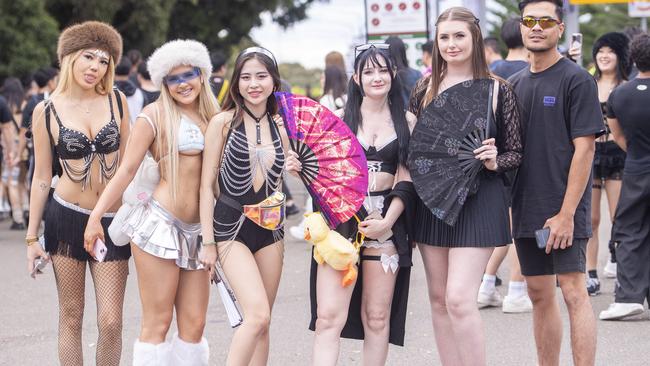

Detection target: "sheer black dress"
[408, 76, 523, 247]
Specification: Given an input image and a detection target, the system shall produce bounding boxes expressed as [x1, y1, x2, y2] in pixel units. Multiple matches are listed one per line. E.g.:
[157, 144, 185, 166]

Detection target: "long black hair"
[222, 49, 281, 129]
[343, 46, 410, 165]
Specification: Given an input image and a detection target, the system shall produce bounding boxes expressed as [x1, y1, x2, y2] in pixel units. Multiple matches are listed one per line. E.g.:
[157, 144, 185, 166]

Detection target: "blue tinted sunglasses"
[163, 67, 201, 85]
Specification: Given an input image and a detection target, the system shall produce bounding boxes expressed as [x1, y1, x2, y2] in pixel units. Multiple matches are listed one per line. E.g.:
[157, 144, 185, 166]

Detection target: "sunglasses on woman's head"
[520, 16, 561, 29]
[163, 67, 201, 85]
[354, 43, 390, 58]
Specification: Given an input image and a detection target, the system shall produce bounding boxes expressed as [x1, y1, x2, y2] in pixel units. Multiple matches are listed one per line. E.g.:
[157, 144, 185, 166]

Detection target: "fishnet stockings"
[52, 255, 85, 366]
[89, 259, 129, 366]
[51, 252, 129, 366]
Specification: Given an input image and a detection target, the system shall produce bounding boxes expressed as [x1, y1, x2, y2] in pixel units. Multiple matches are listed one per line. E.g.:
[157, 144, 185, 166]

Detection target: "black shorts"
[213, 195, 283, 254]
[515, 237, 587, 276]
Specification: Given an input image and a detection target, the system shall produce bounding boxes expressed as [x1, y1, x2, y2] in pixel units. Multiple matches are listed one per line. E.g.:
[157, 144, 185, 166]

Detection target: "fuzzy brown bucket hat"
[57, 21, 123, 64]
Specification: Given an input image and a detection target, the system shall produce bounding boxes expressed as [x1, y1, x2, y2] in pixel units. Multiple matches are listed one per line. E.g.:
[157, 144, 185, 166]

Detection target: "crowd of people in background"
[3, 0, 650, 365]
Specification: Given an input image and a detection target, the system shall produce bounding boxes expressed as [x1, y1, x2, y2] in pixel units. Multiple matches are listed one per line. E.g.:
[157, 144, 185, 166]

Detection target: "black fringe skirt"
[44, 193, 131, 261]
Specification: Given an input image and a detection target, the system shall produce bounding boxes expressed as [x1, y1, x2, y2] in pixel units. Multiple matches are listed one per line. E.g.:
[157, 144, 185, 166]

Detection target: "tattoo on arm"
[39, 182, 48, 191]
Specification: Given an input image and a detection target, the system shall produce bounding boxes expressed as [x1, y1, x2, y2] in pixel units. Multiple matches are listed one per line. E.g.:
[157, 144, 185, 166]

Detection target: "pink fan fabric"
[275, 92, 368, 228]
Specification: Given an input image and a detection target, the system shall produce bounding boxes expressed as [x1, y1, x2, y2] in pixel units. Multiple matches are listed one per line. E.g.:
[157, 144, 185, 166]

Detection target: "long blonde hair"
[154, 69, 220, 201]
[421, 7, 491, 110]
[50, 49, 115, 99]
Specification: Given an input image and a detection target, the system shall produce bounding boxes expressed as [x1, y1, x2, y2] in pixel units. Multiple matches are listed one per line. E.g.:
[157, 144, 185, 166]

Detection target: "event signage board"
[364, 0, 430, 69]
[629, 1, 650, 17]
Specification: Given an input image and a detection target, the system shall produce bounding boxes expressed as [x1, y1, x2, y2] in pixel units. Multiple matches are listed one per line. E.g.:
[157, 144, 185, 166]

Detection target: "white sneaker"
[603, 261, 617, 278]
[477, 289, 503, 308]
[502, 294, 533, 313]
[289, 221, 306, 241]
[599, 302, 645, 320]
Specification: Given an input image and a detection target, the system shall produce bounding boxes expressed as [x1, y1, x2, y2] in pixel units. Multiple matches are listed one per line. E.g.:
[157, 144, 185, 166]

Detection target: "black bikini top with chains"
[45, 92, 121, 190]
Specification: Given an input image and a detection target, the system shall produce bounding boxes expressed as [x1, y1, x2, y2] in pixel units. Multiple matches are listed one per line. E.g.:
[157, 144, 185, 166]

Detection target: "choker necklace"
[241, 104, 267, 145]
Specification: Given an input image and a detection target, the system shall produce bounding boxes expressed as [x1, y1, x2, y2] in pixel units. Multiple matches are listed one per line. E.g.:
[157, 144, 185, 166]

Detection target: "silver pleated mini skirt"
[121, 198, 203, 270]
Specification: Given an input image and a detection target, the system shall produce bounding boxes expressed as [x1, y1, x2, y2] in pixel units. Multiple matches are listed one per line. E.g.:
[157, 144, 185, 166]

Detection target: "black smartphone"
[535, 227, 551, 250]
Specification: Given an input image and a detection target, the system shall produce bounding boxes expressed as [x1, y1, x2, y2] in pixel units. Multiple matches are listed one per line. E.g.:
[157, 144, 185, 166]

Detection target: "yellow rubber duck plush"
[304, 212, 359, 287]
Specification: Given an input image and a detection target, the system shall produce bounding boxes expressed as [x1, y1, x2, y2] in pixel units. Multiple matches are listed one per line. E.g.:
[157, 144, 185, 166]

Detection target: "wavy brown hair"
[421, 7, 491, 110]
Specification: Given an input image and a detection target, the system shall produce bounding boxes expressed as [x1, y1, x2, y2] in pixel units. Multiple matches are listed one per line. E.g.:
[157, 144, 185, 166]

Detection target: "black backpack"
[45, 88, 123, 177]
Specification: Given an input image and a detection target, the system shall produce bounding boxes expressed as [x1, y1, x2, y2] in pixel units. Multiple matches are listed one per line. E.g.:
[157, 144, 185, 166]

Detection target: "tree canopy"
[1, 0, 323, 82]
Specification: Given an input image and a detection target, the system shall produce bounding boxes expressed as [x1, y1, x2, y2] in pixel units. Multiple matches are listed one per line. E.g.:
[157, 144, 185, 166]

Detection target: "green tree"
[0, 0, 59, 81]
[44, 0, 323, 56]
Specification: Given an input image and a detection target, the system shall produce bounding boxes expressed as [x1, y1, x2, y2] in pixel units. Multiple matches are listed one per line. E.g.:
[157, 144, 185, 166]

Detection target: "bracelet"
[202, 241, 218, 246]
[25, 236, 39, 246]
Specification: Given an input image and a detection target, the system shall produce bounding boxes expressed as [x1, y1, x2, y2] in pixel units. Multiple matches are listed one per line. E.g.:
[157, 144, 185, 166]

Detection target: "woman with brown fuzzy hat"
[586, 31, 632, 296]
[84, 39, 220, 365]
[25, 20, 131, 365]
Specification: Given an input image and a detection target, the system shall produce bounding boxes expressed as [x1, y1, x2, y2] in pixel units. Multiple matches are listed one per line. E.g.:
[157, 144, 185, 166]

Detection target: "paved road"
[1, 181, 648, 365]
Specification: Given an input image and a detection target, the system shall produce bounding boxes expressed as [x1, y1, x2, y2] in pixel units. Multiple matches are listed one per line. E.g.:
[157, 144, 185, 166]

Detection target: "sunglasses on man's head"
[354, 43, 390, 58]
[520, 16, 561, 29]
[163, 67, 201, 85]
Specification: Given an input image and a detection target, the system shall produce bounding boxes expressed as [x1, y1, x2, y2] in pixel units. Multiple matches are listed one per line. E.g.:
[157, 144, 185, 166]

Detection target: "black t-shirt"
[509, 58, 605, 239]
[491, 60, 528, 80]
[142, 89, 160, 106]
[22, 93, 45, 130]
[606, 78, 650, 175]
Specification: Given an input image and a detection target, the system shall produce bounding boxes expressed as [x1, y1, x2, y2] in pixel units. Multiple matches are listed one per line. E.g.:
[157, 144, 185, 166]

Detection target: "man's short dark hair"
[115, 57, 132, 76]
[484, 37, 501, 54]
[210, 51, 227, 71]
[126, 49, 142, 65]
[630, 33, 650, 72]
[501, 18, 524, 50]
[137, 62, 151, 80]
[422, 40, 433, 55]
[518, 0, 564, 21]
[33, 67, 58, 88]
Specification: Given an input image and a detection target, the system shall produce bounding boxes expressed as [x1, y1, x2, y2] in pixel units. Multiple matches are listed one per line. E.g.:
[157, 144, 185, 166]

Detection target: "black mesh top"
[409, 76, 523, 173]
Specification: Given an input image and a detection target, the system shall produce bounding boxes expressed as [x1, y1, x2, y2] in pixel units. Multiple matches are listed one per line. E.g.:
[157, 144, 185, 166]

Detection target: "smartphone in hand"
[31, 257, 50, 279]
[94, 238, 108, 262]
[535, 227, 551, 250]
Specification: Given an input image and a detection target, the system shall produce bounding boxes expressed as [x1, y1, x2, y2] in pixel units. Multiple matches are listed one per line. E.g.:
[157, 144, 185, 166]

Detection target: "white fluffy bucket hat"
[147, 39, 212, 89]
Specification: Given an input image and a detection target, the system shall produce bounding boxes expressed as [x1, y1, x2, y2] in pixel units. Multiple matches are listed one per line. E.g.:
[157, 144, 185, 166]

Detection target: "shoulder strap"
[114, 88, 123, 120]
[45, 103, 55, 145]
[137, 113, 157, 138]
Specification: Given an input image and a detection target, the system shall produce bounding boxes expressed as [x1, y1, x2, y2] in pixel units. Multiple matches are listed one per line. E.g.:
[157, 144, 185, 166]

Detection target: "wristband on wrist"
[25, 236, 39, 246]
[202, 241, 218, 246]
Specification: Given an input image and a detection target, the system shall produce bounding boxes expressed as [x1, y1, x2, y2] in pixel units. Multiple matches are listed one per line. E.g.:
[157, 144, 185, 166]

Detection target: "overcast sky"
[250, 0, 465, 70]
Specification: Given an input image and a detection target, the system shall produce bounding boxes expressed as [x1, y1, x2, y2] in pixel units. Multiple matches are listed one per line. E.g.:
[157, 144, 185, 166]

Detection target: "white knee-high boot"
[169, 333, 209, 366]
[133, 339, 170, 366]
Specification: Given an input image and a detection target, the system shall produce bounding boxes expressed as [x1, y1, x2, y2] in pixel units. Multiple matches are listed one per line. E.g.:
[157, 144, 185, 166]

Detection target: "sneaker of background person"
[10, 220, 26, 230]
[586, 277, 601, 296]
[477, 289, 503, 308]
[599, 302, 645, 320]
[289, 220, 306, 241]
[502, 293, 533, 313]
[603, 260, 617, 278]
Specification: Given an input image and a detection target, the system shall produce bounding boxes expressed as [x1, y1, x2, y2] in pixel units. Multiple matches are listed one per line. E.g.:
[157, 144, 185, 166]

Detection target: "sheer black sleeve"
[494, 82, 523, 173]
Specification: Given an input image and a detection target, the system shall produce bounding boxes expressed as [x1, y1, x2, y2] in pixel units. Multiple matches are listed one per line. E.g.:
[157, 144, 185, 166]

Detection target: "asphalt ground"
[1, 178, 649, 365]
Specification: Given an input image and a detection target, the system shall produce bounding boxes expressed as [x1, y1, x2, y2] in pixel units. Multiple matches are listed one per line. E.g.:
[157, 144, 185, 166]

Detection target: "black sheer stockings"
[51, 253, 128, 366]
